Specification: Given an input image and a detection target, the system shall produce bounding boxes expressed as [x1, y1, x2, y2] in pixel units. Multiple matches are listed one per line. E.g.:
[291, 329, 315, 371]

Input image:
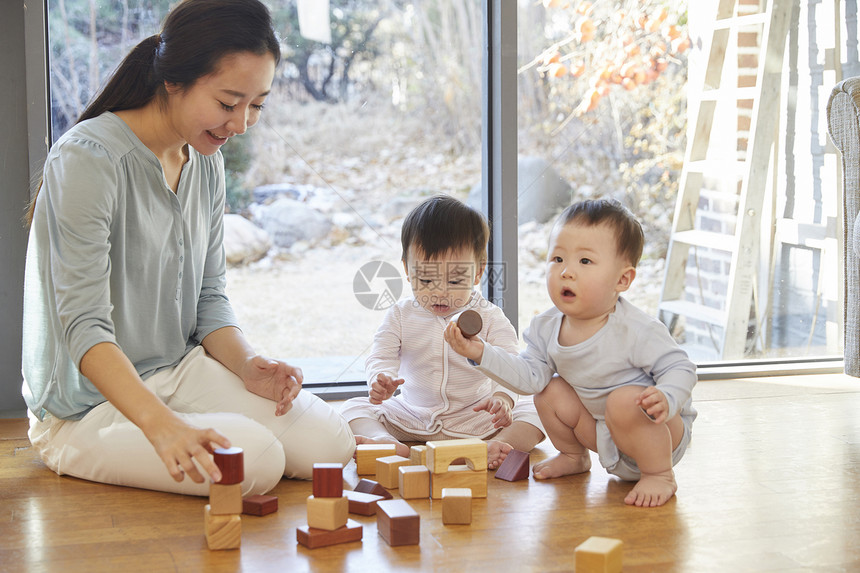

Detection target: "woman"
[22, 0, 354, 496]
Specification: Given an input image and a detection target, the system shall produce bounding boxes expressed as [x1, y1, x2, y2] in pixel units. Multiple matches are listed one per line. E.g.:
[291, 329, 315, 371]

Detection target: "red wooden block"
[213, 447, 244, 485]
[344, 489, 384, 516]
[242, 494, 278, 516]
[376, 499, 420, 546]
[353, 478, 393, 500]
[455, 309, 483, 338]
[296, 519, 363, 549]
[313, 463, 344, 498]
[494, 449, 530, 482]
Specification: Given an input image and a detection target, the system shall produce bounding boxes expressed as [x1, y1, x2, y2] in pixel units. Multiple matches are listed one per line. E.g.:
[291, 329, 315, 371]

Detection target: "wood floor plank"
[1, 373, 859, 571]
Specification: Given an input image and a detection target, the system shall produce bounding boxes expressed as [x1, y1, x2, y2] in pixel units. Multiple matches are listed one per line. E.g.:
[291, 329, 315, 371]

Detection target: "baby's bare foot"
[354, 435, 410, 458]
[486, 440, 513, 470]
[624, 469, 677, 507]
[532, 452, 591, 479]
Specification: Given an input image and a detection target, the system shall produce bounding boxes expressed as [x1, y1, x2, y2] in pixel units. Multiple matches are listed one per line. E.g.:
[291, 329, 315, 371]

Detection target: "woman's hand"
[240, 355, 303, 416]
[142, 410, 231, 483]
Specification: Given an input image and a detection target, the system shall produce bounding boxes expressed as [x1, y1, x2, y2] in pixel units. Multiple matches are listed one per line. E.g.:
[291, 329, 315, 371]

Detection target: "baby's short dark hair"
[556, 199, 645, 267]
[401, 195, 490, 263]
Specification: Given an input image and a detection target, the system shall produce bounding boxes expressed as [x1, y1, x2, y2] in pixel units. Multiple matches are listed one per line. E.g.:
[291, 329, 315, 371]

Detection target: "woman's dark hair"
[401, 195, 490, 264]
[25, 0, 280, 225]
[556, 198, 645, 267]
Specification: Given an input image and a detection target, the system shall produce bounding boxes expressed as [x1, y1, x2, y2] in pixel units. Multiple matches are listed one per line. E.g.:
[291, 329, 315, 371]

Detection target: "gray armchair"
[827, 77, 860, 376]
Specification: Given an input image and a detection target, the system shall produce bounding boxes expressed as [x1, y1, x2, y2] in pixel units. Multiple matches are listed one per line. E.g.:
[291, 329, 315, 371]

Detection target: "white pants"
[28, 347, 355, 496]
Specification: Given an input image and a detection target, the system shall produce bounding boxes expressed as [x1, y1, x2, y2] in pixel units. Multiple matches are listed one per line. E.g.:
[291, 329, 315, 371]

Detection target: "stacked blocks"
[398, 465, 430, 499]
[574, 536, 623, 573]
[355, 444, 396, 475]
[205, 447, 244, 550]
[441, 488, 472, 525]
[426, 438, 487, 499]
[298, 463, 362, 549]
[376, 499, 420, 546]
[494, 449, 530, 482]
[376, 455, 410, 489]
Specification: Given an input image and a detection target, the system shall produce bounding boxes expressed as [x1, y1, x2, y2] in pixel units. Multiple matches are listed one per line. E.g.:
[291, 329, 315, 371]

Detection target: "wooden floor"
[2, 373, 860, 572]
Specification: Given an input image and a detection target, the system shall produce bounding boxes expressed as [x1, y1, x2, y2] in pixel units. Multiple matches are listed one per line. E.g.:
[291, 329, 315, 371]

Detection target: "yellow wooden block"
[376, 455, 410, 489]
[574, 536, 623, 573]
[208, 483, 242, 515]
[398, 465, 430, 499]
[430, 465, 487, 499]
[204, 504, 241, 550]
[426, 438, 487, 473]
[355, 444, 397, 475]
[441, 487, 471, 524]
[409, 445, 427, 466]
[307, 495, 349, 531]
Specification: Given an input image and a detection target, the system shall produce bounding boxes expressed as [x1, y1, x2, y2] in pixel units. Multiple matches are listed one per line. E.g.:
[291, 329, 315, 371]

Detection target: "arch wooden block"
[355, 444, 397, 475]
[312, 462, 344, 498]
[376, 455, 410, 489]
[574, 536, 623, 573]
[213, 447, 244, 485]
[398, 465, 430, 499]
[441, 487, 472, 525]
[306, 495, 349, 531]
[426, 438, 487, 473]
[204, 504, 241, 550]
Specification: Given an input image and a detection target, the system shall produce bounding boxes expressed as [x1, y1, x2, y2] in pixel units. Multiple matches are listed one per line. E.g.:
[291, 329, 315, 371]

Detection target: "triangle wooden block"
[494, 449, 529, 482]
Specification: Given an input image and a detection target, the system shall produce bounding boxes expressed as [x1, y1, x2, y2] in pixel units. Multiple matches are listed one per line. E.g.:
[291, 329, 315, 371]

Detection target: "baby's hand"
[473, 395, 513, 429]
[635, 386, 669, 424]
[444, 322, 485, 362]
[369, 373, 404, 405]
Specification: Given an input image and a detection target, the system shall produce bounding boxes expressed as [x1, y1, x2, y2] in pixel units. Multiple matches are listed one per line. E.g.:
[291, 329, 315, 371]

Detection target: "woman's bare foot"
[486, 440, 513, 470]
[354, 435, 410, 458]
[532, 452, 592, 479]
[624, 469, 677, 507]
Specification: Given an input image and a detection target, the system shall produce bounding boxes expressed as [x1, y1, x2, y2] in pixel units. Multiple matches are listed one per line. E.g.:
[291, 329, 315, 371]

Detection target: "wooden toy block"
[312, 462, 344, 498]
[355, 444, 397, 475]
[306, 494, 349, 531]
[242, 494, 278, 516]
[376, 455, 410, 489]
[213, 446, 244, 485]
[398, 465, 430, 499]
[454, 309, 483, 337]
[376, 499, 420, 546]
[204, 504, 241, 550]
[494, 449, 530, 482]
[426, 438, 487, 473]
[409, 445, 427, 466]
[354, 478, 393, 500]
[441, 487, 472, 525]
[344, 489, 384, 516]
[209, 482, 243, 515]
[296, 519, 363, 549]
[574, 536, 623, 573]
[431, 465, 487, 499]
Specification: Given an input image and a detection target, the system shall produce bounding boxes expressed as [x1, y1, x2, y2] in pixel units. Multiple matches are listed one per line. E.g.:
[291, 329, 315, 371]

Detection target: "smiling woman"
[21, 0, 354, 498]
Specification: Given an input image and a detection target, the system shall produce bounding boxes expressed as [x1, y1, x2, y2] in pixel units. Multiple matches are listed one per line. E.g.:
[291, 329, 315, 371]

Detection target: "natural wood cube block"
[306, 494, 348, 531]
[355, 444, 397, 475]
[441, 487, 472, 524]
[376, 499, 420, 546]
[398, 465, 430, 499]
[574, 536, 623, 573]
[376, 455, 410, 489]
[494, 449, 530, 482]
[209, 483, 243, 515]
[213, 446, 244, 485]
[242, 494, 278, 516]
[204, 504, 241, 550]
[344, 489, 384, 516]
[312, 462, 344, 498]
[431, 465, 487, 499]
[296, 519, 363, 549]
[353, 478, 393, 500]
[409, 445, 427, 466]
[426, 438, 487, 473]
